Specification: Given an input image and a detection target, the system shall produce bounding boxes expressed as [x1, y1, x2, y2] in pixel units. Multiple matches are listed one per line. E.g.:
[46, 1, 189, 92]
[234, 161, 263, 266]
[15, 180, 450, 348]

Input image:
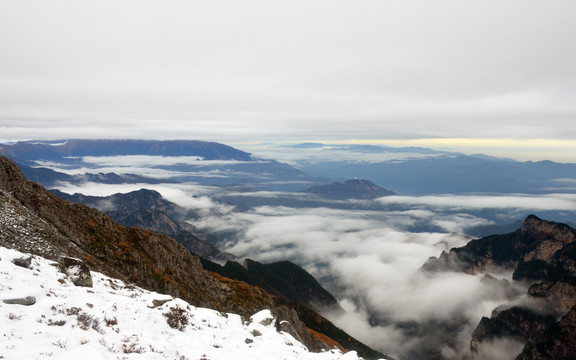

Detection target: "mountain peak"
[521, 214, 575, 239]
[304, 179, 397, 200]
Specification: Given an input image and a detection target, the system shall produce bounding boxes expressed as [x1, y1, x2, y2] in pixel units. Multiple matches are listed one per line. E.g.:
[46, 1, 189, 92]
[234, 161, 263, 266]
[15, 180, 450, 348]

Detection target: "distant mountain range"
[3, 139, 576, 196]
[0, 139, 318, 191]
[296, 153, 576, 195]
[0, 139, 252, 163]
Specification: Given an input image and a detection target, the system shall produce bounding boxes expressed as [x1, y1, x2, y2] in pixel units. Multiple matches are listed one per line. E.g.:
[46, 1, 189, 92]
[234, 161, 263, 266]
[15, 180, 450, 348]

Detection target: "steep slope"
[422, 215, 576, 275]
[0, 246, 368, 360]
[52, 188, 229, 262]
[0, 154, 387, 359]
[515, 305, 576, 360]
[422, 215, 576, 359]
[53, 187, 343, 310]
[201, 258, 339, 311]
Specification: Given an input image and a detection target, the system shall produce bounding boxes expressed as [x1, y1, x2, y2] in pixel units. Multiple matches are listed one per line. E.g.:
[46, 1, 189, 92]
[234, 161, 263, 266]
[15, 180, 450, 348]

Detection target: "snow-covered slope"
[0, 247, 373, 360]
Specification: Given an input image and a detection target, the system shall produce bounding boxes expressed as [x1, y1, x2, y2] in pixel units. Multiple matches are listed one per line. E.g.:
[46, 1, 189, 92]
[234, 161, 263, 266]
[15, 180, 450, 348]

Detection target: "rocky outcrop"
[58, 256, 93, 287]
[422, 215, 576, 275]
[520, 215, 576, 262]
[528, 277, 576, 314]
[515, 305, 576, 360]
[470, 306, 557, 353]
[422, 214, 576, 358]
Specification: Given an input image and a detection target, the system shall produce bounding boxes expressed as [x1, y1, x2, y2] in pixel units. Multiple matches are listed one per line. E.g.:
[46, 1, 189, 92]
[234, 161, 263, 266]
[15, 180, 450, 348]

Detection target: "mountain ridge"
[304, 179, 397, 200]
[0, 139, 253, 164]
[0, 154, 387, 359]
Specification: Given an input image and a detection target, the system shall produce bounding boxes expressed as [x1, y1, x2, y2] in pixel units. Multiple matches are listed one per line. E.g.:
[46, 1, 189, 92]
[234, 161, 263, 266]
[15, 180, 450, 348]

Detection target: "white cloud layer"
[48, 182, 570, 358]
[378, 194, 576, 211]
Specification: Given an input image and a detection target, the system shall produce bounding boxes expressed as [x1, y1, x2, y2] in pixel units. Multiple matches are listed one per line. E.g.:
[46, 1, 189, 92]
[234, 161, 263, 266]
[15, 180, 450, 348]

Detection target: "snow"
[0, 247, 375, 360]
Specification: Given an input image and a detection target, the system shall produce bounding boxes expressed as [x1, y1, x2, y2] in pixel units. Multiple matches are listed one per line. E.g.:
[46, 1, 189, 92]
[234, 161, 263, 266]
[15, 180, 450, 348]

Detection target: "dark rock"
[471, 306, 557, 353]
[424, 215, 576, 275]
[150, 298, 172, 308]
[272, 305, 315, 352]
[12, 256, 32, 269]
[516, 305, 576, 360]
[58, 256, 93, 287]
[528, 277, 576, 314]
[3, 296, 36, 306]
[200, 257, 339, 311]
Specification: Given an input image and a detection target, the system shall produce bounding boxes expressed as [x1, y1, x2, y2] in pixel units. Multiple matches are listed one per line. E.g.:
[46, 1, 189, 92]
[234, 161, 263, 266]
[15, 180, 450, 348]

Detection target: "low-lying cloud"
[182, 202, 523, 358]
[378, 194, 576, 211]
[52, 182, 561, 359]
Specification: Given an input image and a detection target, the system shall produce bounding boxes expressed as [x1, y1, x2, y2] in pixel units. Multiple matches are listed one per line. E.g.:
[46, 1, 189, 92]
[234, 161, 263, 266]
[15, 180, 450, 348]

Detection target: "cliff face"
[528, 277, 576, 314]
[421, 214, 576, 359]
[470, 306, 557, 353]
[0, 155, 385, 359]
[515, 305, 576, 360]
[520, 215, 576, 262]
[422, 215, 576, 276]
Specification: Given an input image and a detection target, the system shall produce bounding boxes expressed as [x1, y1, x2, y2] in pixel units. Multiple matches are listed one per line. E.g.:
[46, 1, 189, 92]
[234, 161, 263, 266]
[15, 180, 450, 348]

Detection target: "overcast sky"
[1, 1, 576, 161]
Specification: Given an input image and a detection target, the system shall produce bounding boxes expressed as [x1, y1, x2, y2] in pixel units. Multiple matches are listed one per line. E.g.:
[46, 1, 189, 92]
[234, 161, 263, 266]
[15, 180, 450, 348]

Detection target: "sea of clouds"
[52, 178, 576, 359]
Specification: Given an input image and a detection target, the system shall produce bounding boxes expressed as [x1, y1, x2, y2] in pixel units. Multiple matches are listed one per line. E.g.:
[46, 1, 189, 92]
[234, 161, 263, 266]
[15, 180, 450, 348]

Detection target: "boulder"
[12, 256, 32, 269]
[3, 296, 36, 306]
[58, 256, 93, 287]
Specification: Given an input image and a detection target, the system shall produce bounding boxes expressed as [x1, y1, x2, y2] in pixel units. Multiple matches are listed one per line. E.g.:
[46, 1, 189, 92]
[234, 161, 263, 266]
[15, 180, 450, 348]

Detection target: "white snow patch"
[0, 246, 382, 360]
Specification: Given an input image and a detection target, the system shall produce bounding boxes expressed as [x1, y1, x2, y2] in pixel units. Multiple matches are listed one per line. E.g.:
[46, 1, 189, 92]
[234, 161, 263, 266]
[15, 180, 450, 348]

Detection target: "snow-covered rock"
[0, 246, 373, 360]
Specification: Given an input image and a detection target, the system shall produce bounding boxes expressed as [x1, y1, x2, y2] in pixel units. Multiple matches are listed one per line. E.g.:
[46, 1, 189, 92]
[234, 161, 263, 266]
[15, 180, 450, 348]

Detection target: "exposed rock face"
[528, 277, 576, 314]
[422, 215, 576, 359]
[0, 155, 385, 360]
[274, 305, 315, 348]
[470, 306, 557, 353]
[422, 215, 576, 275]
[58, 256, 93, 287]
[520, 215, 576, 262]
[515, 305, 576, 360]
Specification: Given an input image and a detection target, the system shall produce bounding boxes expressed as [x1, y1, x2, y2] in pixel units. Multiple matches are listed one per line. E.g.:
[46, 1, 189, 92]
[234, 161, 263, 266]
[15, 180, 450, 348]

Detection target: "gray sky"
[1, 0, 576, 160]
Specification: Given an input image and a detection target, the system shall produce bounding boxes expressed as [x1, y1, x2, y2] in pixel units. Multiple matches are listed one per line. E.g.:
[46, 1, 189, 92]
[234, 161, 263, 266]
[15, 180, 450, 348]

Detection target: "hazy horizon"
[1, 1, 576, 162]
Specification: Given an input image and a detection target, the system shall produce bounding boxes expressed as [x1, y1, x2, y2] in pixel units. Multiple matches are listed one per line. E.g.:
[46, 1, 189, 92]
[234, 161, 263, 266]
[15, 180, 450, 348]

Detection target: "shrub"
[163, 305, 189, 331]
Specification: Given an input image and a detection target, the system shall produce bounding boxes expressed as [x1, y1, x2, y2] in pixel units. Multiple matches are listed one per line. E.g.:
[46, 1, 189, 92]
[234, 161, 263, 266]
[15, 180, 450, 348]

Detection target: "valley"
[2, 139, 576, 359]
